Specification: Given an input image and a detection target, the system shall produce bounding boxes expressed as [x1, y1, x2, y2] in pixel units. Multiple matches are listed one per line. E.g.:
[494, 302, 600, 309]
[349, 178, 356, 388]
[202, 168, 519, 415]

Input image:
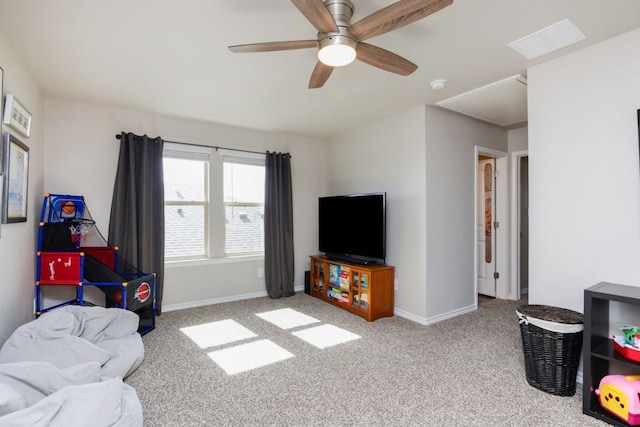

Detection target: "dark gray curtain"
[264, 152, 295, 299]
[109, 132, 165, 314]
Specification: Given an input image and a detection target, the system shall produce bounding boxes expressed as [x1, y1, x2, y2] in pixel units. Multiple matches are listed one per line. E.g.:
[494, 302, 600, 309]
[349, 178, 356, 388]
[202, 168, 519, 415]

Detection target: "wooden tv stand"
[309, 255, 394, 321]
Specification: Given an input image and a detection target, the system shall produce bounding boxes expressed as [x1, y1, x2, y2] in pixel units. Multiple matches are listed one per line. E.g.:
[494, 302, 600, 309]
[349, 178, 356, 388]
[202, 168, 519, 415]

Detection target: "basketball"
[61, 201, 76, 215]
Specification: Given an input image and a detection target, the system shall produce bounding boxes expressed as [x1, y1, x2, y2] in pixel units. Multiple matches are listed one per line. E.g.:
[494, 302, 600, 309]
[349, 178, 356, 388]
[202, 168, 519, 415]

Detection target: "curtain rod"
[114, 133, 266, 156]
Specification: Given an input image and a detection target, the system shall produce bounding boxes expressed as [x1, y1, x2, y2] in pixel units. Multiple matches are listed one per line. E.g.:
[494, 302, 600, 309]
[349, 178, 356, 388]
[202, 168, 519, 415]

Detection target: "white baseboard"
[393, 304, 476, 325]
[164, 290, 475, 327]
[163, 291, 268, 312]
[162, 285, 306, 313]
[422, 304, 477, 325]
[393, 307, 428, 324]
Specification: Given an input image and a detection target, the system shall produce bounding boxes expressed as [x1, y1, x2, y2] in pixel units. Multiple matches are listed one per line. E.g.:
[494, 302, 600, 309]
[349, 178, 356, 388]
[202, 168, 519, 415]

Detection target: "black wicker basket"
[517, 304, 584, 396]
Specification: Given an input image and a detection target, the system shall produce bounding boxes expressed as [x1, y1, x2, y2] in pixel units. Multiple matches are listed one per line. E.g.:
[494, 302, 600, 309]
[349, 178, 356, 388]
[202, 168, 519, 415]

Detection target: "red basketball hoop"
[69, 219, 96, 243]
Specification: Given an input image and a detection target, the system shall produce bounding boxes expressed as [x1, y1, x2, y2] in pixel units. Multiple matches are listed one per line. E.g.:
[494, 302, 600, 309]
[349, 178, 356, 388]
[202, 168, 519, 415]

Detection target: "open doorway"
[510, 150, 529, 300]
[474, 147, 508, 306]
[519, 156, 529, 297]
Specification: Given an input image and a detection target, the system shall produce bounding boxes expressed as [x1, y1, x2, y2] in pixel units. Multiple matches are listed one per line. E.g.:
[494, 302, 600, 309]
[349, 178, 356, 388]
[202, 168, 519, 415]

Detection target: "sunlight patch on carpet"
[180, 319, 257, 349]
[292, 324, 361, 349]
[255, 308, 320, 329]
[208, 339, 294, 375]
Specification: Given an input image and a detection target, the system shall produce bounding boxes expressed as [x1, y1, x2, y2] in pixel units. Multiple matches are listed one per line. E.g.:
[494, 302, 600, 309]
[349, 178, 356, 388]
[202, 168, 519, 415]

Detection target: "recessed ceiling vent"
[508, 18, 586, 60]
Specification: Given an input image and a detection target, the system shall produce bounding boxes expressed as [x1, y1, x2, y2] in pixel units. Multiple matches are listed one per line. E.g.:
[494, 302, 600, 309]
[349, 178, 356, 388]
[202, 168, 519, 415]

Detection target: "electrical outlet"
[258, 267, 264, 278]
[394, 279, 398, 291]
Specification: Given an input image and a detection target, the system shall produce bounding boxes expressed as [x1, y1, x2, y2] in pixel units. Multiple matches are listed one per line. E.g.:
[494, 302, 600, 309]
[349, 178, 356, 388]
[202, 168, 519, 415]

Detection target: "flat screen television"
[318, 192, 386, 265]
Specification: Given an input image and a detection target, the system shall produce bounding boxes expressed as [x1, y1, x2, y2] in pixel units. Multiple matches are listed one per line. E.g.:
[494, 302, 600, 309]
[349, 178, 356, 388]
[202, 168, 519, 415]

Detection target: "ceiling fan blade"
[291, 0, 339, 33]
[356, 42, 417, 76]
[309, 61, 334, 89]
[350, 0, 453, 41]
[229, 40, 317, 53]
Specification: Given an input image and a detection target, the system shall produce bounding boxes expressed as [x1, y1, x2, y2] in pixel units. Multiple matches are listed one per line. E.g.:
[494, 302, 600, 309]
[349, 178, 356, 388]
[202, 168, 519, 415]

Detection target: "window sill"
[165, 254, 264, 269]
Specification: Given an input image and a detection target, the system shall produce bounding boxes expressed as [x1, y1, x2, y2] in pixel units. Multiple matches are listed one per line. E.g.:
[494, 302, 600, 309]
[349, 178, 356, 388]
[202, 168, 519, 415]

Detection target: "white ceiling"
[0, 0, 638, 139]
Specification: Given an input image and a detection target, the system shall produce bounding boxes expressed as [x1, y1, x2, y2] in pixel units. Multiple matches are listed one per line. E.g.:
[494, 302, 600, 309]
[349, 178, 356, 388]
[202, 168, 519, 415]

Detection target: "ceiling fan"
[228, 0, 453, 89]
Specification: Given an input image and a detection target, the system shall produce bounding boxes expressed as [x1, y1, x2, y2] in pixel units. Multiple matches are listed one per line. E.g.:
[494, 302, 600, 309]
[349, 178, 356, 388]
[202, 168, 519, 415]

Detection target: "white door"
[477, 158, 496, 297]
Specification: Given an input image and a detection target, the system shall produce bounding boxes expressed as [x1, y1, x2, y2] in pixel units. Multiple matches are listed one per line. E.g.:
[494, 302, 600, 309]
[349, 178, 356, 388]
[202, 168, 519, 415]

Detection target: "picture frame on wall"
[0, 66, 3, 126]
[3, 94, 31, 138]
[0, 173, 3, 237]
[0, 67, 3, 236]
[1, 132, 29, 223]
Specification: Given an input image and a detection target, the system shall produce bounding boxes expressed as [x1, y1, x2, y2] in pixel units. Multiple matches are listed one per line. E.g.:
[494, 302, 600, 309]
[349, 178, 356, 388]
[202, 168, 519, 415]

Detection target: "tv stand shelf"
[309, 255, 394, 322]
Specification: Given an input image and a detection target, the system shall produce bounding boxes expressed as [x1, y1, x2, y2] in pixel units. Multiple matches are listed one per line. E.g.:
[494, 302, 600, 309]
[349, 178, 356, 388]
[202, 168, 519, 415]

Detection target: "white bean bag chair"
[0, 305, 144, 379]
[0, 361, 142, 426]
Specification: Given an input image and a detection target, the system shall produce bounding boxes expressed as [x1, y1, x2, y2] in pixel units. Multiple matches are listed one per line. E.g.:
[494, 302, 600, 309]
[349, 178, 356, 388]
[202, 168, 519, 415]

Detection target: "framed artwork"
[1, 132, 29, 223]
[0, 173, 3, 237]
[3, 94, 31, 138]
[0, 66, 3, 126]
[0, 67, 2, 236]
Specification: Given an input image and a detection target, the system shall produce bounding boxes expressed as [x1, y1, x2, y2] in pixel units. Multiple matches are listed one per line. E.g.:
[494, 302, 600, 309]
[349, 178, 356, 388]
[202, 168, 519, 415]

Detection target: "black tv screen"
[318, 192, 386, 265]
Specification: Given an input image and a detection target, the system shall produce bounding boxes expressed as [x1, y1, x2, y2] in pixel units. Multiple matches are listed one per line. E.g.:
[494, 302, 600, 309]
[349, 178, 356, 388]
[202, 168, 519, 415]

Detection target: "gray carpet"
[126, 293, 606, 426]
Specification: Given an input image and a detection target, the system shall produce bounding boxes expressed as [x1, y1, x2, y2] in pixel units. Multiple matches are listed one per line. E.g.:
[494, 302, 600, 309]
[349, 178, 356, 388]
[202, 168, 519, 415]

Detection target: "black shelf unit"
[583, 282, 640, 425]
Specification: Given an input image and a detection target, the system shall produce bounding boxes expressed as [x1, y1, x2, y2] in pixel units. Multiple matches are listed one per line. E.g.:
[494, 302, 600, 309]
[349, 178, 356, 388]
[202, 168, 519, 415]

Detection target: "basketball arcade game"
[35, 193, 155, 335]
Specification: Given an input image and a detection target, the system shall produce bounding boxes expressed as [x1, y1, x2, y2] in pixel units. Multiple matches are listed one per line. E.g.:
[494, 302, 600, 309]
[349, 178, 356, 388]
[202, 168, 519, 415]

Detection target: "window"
[164, 149, 209, 259]
[163, 143, 265, 261]
[223, 155, 265, 255]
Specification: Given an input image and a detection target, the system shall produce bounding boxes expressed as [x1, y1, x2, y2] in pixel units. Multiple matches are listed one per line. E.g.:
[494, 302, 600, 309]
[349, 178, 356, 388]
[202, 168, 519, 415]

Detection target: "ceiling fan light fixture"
[318, 34, 357, 67]
[318, 44, 356, 66]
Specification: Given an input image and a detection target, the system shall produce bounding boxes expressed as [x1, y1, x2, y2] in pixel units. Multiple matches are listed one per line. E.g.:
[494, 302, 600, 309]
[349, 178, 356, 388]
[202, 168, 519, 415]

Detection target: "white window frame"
[221, 150, 266, 257]
[163, 143, 265, 263]
[163, 143, 211, 261]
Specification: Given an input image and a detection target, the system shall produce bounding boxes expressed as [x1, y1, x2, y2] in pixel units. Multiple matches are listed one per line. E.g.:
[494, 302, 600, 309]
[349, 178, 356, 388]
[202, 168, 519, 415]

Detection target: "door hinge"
[494, 272, 500, 279]
[493, 221, 499, 229]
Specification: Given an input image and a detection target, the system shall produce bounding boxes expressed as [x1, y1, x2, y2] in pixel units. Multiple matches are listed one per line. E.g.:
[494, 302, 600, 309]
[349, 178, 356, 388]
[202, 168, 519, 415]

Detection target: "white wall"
[528, 28, 640, 312]
[43, 99, 325, 310]
[508, 126, 528, 153]
[508, 126, 528, 299]
[328, 106, 428, 320]
[425, 107, 508, 320]
[327, 106, 508, 322]
[0, 35, 44, 343]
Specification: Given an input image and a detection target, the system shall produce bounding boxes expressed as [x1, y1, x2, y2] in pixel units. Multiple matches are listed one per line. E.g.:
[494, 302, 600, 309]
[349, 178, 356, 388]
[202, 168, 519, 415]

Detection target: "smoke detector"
[430, 79, 446, 90]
